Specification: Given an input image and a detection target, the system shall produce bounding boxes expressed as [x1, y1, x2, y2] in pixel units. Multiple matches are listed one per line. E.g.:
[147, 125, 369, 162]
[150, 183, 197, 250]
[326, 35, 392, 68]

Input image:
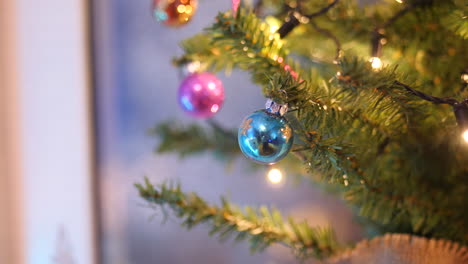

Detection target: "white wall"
[0, 0, 97, 263]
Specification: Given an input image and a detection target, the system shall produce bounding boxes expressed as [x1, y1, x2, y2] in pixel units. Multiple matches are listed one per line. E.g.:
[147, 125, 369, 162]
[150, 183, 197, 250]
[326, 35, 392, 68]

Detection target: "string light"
[370, 57, 382, 70]
[267, 168, 283, 184]
[454, 101, 468, 143]
[265, 16, 281, 34]
[463, 130, 468, 143]
[186, 61, 201, 73]
[276, 0, 340, 38]
[462, 73, 468, 83]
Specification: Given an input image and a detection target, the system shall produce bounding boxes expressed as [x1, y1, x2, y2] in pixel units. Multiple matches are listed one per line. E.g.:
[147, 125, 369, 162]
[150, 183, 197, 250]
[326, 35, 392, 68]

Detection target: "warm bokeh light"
[370, 57, 382, 70]
[395, 0, 404, 3]
[265, 16, 281, 34]
[186, 61, 200, 73]
[462, 73, 468, 83]
[463, 130, 468, 143]
[267, 168, 283, 184]
[177, 4, 186, 13]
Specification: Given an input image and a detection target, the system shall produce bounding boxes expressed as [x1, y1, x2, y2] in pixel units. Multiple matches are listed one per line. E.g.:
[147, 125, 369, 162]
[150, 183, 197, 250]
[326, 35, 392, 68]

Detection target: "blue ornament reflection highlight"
[238, 110, 294, 164]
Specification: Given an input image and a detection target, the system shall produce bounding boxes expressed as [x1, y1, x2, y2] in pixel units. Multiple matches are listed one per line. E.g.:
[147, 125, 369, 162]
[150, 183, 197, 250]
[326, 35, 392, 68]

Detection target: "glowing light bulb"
[462, 73, 468, 83]
[463, 130, 468, 143]
[177, 4, 186, 13]
[267, 168, 283, 184]
[370, 57, 382, 70]
[265, 16, 281, 34]
[186, 61, 201, 73]
[270, 25, 280, 34]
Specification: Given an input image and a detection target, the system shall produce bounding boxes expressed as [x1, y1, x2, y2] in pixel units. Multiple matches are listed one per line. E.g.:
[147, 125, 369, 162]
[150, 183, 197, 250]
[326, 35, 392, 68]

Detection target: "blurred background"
[1, 0, 364, 263]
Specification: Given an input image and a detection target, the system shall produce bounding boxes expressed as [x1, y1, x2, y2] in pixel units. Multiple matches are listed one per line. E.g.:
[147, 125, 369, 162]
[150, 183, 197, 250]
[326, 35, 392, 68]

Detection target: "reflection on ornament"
[370, 57, 382, 70]
[178, 73, 224, 118]
[240, 118, 253, 135]
[238, 110, 294, 164]
[463, 130, 468, 143]
[153, 0, 197, 27]
[267, 168, 283, 184]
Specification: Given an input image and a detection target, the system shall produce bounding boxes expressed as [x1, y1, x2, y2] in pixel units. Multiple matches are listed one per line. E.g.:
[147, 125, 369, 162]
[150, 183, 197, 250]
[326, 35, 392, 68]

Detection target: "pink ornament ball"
[178, 73, 224, 119]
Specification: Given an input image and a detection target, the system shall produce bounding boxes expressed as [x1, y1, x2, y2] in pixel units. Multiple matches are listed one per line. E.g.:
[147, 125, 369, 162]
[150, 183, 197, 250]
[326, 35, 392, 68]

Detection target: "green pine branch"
[141, 0, 468, 259]
[152, 121, 239, 159]
[168, 15, 468, 240]
[150, 117, 468, 244]
[135, 178, 341, 259]
[442, 9, 468, 40]
[174, 8, 314, 86]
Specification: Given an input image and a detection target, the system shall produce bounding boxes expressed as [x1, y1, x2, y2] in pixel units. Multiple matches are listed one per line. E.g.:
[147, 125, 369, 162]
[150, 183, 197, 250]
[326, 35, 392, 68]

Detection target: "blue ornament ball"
[238, 110, 294, 164]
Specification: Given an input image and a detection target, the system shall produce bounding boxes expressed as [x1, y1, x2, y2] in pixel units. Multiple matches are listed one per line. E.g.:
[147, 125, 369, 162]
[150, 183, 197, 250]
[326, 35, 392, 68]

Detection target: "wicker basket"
[327, 234, 468, 264]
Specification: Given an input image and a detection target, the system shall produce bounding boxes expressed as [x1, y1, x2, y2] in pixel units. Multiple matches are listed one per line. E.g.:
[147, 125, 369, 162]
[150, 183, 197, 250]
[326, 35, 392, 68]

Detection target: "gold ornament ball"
[153, 0, 197, 27]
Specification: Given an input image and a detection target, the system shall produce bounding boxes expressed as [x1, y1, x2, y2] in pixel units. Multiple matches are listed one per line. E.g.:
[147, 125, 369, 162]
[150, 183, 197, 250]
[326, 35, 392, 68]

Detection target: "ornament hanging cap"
[265, 98, 288, 116]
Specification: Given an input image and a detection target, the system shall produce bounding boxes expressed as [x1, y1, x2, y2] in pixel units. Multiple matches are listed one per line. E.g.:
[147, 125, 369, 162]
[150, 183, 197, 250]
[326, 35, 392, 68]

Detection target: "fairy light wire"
[370, 3, 415, 67]
[309, 20, 342, 60]
[252, 0, 468, 135]
[277, 0, 341, 38]
[395, 81, 468, 131]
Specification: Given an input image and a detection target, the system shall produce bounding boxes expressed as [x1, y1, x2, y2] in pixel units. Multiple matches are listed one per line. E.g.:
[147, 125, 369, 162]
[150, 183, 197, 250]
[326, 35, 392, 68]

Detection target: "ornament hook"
[265, 98, 288, 116]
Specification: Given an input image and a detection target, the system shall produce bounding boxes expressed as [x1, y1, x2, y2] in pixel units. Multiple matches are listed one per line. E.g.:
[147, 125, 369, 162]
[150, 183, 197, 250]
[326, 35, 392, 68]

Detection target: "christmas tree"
[135, 0, 468, 262]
